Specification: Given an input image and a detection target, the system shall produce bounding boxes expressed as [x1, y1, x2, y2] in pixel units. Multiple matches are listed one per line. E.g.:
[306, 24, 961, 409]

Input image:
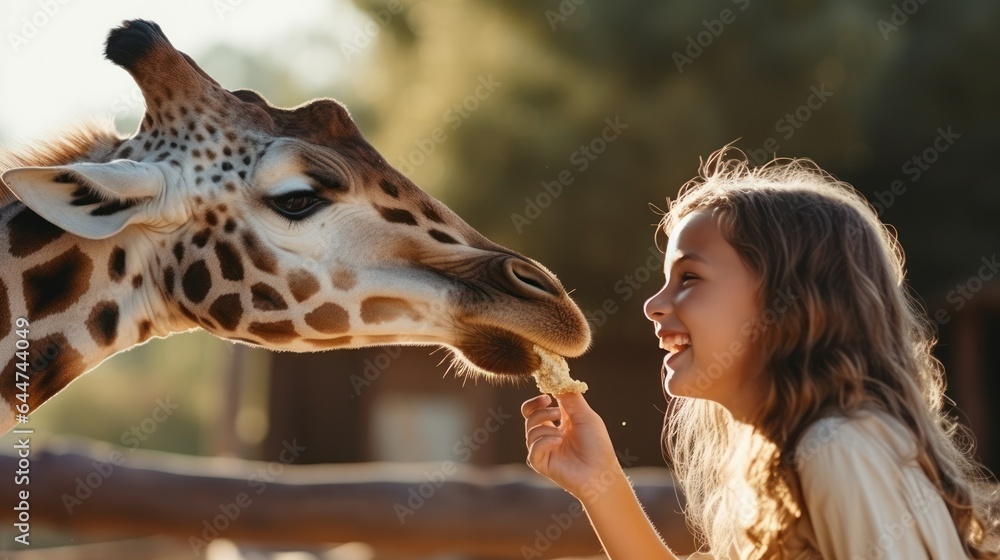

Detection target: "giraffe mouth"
[449, 323, 543, 380]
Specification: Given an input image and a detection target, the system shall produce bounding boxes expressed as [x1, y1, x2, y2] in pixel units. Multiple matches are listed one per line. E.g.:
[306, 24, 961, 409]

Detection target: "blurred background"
[0, 0, 997, 558]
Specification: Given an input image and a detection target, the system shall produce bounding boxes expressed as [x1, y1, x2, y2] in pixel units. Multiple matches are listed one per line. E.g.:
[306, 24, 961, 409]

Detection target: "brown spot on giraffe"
[377, 206, 418, 226]
[86, 301, 120, 346]
[7, 206, 65, 258]
[304, 302, 350, 334]
[421, 202, 445, 224]
[241, 230, 277, 274]
[379, 178, 400, 198]
[248, 320, 298, 344]
[182, 260, 211, 303]
[428, 229, 459, 245]
[287, 269, 320, 303]
[360, 297, 422, 324]
[192, 228, 211, 248]
[214, 240, 244, 281]
[109, 246, 126, 282]
[330, 268, 357, 291]
[0, 333, 85, 410]
[22, 246, 93, 322]
[250, 282, 288, 311]
[208, 293, 243, 331]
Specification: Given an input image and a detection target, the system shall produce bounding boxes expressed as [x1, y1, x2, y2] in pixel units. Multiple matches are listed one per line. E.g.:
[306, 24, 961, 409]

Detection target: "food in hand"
[532, 346, 588, 394]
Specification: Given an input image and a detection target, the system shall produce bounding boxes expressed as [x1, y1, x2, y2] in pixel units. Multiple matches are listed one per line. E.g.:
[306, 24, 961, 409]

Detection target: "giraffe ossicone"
[0, 19, 591, 434]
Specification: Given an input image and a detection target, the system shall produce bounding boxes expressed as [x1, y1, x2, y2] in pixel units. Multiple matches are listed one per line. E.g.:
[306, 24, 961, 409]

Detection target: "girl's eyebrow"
[672, 252, 709, 266]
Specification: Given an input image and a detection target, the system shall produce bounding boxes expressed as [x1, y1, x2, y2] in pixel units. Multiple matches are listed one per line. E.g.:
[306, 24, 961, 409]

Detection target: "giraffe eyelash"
[266, 190, 329, 223]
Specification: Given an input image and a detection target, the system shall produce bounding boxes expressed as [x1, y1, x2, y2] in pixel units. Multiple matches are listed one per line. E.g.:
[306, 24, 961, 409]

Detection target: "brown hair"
[660, 146, 999, 557]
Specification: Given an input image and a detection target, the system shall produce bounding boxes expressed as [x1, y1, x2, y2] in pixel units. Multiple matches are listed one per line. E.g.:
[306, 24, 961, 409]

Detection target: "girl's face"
[644, 209, 766, 420]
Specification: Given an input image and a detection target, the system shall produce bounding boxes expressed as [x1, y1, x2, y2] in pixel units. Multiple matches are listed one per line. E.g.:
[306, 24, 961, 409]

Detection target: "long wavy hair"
[659, 147, 1000, 558]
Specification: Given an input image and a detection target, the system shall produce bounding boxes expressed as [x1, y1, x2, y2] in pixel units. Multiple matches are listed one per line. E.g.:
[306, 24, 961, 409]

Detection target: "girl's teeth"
[663, 334, 691, 353]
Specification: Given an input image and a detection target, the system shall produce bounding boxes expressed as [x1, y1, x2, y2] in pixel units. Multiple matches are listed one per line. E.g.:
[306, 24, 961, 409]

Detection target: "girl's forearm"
[579, 469, 680, 560]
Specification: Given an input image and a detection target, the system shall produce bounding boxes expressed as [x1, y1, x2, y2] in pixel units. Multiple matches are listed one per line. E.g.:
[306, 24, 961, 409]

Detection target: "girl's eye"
[680, 273, 699, 285]
[267, 191, 327, 221]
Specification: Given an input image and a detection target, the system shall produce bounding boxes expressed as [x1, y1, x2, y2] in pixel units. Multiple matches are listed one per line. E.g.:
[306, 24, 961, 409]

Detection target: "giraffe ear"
[1, 160, 166, 240]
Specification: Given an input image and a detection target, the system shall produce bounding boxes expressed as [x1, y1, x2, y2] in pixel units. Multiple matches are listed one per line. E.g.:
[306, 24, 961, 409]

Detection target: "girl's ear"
[1, 160, 166, 240]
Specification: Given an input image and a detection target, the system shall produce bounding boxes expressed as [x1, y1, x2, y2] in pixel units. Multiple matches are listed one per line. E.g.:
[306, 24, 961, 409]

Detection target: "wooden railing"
[0, 438, 697, 558]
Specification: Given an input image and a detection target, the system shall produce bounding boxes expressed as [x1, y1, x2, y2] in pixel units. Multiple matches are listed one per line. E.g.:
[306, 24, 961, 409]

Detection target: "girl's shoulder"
[793, 407, 920, 468]
[789, 411, 971, 558]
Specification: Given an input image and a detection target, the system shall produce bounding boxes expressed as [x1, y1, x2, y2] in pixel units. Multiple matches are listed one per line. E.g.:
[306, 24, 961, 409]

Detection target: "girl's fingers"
[526, 435, 563, 470]
[521, 394, 553, 418]
[526, 423, 562, 445]
[524, 406, 562, 433]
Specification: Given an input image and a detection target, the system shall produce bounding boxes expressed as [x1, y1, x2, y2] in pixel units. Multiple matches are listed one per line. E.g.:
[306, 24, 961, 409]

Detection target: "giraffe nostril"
[514, 269, 545, 291]
[506, 258, 562, 299]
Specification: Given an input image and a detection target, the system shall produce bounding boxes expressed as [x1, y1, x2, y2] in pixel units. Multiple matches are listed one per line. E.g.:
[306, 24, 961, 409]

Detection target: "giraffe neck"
[0, 202, 182, 433]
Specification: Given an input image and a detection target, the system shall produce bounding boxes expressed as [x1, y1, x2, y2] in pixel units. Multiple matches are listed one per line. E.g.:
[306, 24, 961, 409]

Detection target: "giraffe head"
[0, 20, 590, 381]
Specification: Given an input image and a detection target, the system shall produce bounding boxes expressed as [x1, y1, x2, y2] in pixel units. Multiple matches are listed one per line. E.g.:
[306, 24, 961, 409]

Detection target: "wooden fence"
[0, 439, 696, 558]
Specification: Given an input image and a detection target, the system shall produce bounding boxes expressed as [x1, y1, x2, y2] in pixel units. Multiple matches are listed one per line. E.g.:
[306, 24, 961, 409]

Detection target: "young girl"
[522, 148, 1000, 559]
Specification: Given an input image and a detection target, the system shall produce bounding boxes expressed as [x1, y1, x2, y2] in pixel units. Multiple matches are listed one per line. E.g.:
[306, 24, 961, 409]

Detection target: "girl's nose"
[644, 284, 671, 322]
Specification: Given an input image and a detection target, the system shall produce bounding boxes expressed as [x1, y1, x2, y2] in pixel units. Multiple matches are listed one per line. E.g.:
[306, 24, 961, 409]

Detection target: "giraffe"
[0, 20, 590, 434]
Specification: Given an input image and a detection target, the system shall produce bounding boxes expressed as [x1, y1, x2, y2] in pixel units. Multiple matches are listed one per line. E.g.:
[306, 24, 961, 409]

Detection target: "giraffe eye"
[267, 191, 327, 220]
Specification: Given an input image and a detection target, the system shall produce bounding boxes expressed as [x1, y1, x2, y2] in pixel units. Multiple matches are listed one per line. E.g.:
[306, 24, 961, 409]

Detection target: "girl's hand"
[522, 392, 621, 500]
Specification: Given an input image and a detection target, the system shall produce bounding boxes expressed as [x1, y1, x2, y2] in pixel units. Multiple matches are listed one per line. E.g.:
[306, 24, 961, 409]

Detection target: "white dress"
[684, 409, 970, 559]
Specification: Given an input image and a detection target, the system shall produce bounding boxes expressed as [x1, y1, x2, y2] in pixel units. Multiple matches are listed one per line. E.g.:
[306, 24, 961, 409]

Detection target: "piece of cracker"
[532, 345, 588, 394]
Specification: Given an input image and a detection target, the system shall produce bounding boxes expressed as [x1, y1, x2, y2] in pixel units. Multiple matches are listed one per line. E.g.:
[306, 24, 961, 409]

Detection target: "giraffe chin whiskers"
[444, 353, 523, 388]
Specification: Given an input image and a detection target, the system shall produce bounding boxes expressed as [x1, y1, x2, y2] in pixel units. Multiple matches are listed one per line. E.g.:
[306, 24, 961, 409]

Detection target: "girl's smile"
[658, 330, 692, 369]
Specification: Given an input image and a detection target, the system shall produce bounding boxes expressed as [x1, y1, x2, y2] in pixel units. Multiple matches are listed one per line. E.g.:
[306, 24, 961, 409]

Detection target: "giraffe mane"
[0, 119, 123, 208]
